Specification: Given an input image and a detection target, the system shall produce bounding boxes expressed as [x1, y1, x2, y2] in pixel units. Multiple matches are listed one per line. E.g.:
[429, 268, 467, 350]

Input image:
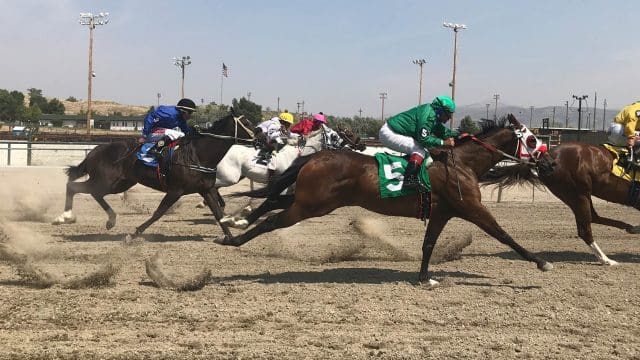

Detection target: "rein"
[198, 115, 255, 144]
[466, 134, 535, 165]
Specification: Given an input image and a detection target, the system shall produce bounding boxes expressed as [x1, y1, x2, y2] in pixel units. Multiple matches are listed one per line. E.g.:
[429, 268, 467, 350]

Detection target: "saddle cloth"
[374, 153, 431, 198]
[602, 144, 640, 182]
[136, 141, 177, 168]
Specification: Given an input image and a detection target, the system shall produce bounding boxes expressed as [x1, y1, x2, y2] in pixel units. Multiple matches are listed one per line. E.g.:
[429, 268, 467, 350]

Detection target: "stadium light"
[443, 21, 467, 129]
[79, 11, 109, 135]
[173, 56, 192, 98]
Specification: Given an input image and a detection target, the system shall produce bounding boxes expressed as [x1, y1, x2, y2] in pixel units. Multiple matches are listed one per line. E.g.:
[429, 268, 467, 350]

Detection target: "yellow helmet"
[279, 111, 294, 124]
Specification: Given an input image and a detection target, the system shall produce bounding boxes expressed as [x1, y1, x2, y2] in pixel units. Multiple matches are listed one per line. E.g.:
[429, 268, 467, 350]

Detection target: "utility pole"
[551, 106, 556, 127]
[529, 106, 534, 127]
[485, 103, 490, 120]
[246, 91, 252, 101]
[493, 94, 500, 121]
[277, 97, 280, 112]
[358, 108, 363, 119]
[603, 99, 607, 131]
[157, 93, 161, 108]
[79, 12, 109, 135]
[412, 59, 427, 105]
[379, 92, 388, 121]
[173, 56, 192, 98]
[296, 101, 305, 118]
[443, 22, 467, 129]
[565, 101, 569, 127]
[573, 94, 588, 141]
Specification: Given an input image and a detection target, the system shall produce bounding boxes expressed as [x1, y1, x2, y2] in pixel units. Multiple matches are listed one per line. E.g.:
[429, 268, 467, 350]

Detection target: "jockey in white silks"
[254, 114, 296, 180]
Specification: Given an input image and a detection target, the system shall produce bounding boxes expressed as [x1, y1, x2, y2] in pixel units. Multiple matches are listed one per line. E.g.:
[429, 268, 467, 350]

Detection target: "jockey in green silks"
[378, 95, 459, 191]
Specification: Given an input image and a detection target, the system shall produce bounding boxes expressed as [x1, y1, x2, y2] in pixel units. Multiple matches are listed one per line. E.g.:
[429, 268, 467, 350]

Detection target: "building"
[39, 114, 145, 131]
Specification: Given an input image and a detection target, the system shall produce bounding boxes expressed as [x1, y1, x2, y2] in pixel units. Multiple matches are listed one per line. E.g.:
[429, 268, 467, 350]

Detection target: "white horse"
[196, 128, 341, 211]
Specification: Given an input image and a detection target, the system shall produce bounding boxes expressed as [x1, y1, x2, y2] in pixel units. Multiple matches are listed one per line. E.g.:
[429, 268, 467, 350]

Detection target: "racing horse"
[199, 125, 365, 213]
[215, 115, 552, 286]
[480, 141, 640, 265]
[52, 113, 255, 240]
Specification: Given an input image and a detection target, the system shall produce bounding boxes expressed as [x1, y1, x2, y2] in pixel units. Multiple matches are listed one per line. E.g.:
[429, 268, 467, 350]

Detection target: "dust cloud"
[145, 252, 211, 291]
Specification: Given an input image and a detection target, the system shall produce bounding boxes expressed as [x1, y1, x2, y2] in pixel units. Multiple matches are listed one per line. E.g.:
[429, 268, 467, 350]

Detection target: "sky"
[1, 0, 638, 118]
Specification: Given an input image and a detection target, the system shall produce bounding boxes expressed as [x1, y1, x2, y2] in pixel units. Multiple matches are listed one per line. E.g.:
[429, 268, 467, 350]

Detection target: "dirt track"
[0, 168, 639, 359]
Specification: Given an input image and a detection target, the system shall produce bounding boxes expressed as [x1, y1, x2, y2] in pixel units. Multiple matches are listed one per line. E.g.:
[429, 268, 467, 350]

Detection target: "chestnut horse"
[216, 115, 553, 286]
[52, 113, 255, 240]
[481, 142, 640, 265]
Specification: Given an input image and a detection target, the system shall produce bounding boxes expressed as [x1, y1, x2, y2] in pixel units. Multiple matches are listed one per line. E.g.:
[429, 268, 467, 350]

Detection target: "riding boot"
[402, 154, 424, 191]
[148, 136, 171, 157]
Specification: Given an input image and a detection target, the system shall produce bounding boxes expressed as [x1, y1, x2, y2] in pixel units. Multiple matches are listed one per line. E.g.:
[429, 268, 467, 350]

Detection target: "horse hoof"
[213, 235, 231, 246]
[234, 219, 249, 229]
[240, 206, 253, 217]
[539, 261, 554, 272]
[106, 220, 116, 230]
[195, 201, 206, 209]
[124, 234, 133, 243]
[419, 278, 440, 288]
[52, 215, 76, 225]
[220, 216, 234, 226]
[603, 259, 619, 266]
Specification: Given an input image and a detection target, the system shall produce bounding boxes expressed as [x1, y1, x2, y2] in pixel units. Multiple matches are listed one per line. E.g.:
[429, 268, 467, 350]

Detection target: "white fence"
[0, 141, 101, 167]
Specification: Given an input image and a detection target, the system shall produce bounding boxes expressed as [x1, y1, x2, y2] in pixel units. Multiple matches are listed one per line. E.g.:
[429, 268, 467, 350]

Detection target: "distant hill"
[62, 100, 150, 116]
[456, 103, 620, 130]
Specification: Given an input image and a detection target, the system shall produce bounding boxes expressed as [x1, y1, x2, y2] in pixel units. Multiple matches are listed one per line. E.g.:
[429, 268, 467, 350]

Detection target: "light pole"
[379, 92, 388, 121]
[573, 95, 588, 141]
[157, 93, 161, 108]
[493, 94, 500, 121]
[443, 22, 467, 129]
[412, 59, 427, 105]
[173, 56, 192, 98]
[79, 12, 109, 135]
[529, 106, 534, 127]
[485, 103, 490, 120]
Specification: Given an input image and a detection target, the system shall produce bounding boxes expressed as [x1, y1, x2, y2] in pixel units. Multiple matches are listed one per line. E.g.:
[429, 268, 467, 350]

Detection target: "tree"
[458, 115, 480, 134]
[0, 90, 25, 122]
[231, 97, 262, 125]
[27, 88, 47, 109]
[45, 98, 65, 115]
[65, 96, 78, 102]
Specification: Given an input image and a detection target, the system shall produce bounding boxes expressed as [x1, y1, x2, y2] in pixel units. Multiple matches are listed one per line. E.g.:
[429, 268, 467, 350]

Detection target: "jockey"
[609, 101, 640, 163]
[378, 95, 459, 191]
[140, 98, 196, 155]
[254, 114, 295, 180]
[290, 112, 344, 149]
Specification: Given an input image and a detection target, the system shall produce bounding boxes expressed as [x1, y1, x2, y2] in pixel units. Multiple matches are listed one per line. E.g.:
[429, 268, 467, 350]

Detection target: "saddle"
[602, 144, 640, 181]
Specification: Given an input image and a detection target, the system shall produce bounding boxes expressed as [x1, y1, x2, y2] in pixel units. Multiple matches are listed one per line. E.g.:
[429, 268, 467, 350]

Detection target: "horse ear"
[507, 114, 522, 127]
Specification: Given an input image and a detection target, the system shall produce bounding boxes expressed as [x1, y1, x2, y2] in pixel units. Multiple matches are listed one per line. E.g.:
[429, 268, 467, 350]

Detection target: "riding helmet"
[176, 98, 197, 113]
[431, 95, 456, 114]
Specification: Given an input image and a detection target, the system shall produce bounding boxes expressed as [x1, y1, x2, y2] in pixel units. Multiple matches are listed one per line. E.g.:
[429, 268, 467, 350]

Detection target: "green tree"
[45, 98, 65, 114]
[0, 90, 26, 122]
[458, 115, 480, 134]
[65, 96, 78, 102]
[231, 97, 262, 125]
[27, 88, 47, 109]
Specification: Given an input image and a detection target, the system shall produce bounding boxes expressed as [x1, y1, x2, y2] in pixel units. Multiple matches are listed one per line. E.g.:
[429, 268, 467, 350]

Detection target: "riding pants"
[378, 123, 433, 166]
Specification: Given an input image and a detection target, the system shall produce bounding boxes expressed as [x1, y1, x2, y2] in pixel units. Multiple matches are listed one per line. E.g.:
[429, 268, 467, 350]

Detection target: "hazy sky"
[1, 0, 638, 117]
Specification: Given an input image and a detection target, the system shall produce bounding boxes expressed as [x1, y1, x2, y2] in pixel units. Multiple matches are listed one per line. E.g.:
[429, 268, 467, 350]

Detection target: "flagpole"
[220, 67, 224, 105]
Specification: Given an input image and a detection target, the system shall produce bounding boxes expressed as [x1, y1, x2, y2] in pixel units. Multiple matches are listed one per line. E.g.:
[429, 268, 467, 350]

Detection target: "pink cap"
[313, 113, 326, 123]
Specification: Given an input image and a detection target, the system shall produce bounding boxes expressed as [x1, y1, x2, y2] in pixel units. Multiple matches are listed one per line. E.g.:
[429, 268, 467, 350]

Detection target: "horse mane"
[199, 113, 236, 134]
[455, 118, 508, 146]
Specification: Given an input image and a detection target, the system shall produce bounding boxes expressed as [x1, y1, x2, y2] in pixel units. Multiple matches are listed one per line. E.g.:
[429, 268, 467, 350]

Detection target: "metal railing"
[0, 141, 106, 166]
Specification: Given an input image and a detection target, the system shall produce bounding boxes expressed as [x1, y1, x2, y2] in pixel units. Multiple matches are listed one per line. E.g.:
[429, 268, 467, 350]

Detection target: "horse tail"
[479, 163, 545, 189]
[65, 159, 88, 181]
[232, 154, 315, 198]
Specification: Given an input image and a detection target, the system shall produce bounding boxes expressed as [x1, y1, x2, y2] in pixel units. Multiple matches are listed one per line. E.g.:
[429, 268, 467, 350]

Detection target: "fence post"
[27, 139, 32, 166]
[7, 143, 10, 166]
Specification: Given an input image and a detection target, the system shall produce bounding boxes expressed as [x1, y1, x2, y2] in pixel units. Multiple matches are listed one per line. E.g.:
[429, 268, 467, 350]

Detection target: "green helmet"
[431, 95, 456, 114]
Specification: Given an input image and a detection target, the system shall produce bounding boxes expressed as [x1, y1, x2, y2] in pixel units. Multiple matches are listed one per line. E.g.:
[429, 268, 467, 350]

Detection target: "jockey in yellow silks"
[609, 101, 640, 162]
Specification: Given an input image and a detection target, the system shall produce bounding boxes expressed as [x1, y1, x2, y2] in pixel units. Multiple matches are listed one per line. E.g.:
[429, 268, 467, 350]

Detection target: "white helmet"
[607, 123, 626, 146]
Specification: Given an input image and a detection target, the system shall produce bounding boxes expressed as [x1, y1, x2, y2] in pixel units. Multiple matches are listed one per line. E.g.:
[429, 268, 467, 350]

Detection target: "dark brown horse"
[215, 115, 553, 285]
[481, 142, 640, 265]
[52, 113, 255, 240]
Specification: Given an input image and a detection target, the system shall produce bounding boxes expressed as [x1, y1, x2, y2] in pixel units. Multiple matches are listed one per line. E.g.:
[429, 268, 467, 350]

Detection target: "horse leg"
[215, 200, 310, 246]
[90, 180, 137, 230]
[461, 203, 553, 271]
[200, 189, 234, 240]
[418, 211, 452, 286]
[126, 189, 184, 240]
[566, 195, 619, 265]
[220, 195, 294, 229]
[52, 181, 88, 224]
[589, 199, 638, 234]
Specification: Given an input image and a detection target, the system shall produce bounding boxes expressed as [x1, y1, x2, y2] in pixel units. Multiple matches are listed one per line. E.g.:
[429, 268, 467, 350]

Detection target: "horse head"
[507, 113, 548, 161]
[199, 113, 255, 144]
[336, 125, 366, 151]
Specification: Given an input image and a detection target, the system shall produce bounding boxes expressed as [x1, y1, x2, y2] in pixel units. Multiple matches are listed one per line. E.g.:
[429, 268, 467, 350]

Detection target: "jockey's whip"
[114, 142, 143, 164]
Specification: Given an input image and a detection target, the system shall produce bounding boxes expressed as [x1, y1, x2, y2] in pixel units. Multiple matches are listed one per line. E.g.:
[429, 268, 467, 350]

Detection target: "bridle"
[198, 115, 255, 144]
[462, 125, 544, 165]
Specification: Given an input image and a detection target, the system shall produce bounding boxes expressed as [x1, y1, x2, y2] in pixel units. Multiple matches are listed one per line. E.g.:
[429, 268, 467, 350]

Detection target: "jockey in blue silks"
[139, 98, 196, 154]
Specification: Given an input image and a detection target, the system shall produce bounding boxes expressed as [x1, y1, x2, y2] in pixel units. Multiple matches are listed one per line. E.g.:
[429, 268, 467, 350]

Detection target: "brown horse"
[52, 113, 255, 240]
[481, 142, 640, 265]
[216, 115, 553, 285]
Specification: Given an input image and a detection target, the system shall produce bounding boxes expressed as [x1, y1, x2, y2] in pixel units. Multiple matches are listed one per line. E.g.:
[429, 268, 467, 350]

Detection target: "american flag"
[222, 63, 228, 77]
